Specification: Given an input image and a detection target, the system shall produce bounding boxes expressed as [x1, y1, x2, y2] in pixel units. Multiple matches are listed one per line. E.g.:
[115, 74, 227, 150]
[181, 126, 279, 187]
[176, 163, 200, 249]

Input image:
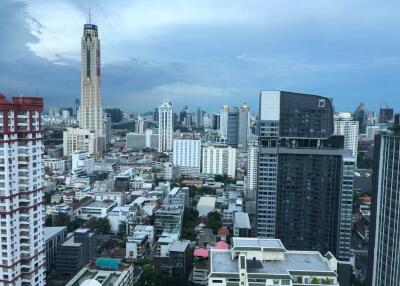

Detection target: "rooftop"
[44, 226, 67, 241]
[83, 201, 116, 209]
[169, 240, 190, 252]
[211, 250, 336, 276]
[61, 236, 81, 247]
[232, 238, 286, 252]
[234, 212, 251, 229]
[197, 196, 217, 207]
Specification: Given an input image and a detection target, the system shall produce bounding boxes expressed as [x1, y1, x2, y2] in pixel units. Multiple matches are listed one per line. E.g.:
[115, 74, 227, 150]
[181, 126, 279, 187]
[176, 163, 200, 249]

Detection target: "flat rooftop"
[83, 201, 116, 209]
[44, 226, 67, 241]
[169, 240, 190, 253]
[234, 212, 251, 229]
[61, 236, 81, 247]
[211, 250, 336, 276]
[232, 238, 286, 251]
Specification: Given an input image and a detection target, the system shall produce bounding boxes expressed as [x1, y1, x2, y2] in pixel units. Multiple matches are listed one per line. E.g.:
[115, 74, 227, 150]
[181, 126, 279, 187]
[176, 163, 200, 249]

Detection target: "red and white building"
[0, 94, 45, 285]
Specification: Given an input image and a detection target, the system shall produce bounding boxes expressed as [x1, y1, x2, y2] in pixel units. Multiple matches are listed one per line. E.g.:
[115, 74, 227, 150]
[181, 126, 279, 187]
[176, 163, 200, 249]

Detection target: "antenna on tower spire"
[88, 8, 91, 24]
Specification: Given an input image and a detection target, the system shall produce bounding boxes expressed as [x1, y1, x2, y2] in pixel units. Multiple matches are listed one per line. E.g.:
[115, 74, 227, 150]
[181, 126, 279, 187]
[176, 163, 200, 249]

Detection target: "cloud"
[0, 0, 400, 113]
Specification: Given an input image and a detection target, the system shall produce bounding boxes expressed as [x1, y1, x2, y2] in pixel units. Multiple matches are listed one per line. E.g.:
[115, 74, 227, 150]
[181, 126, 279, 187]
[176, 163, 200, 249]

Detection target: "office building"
[0, 95, 46, 285]
[246, 145, 258, 191]
[220, 105, 229, 139]
[79, 22, 105, 156]
[257, 91, 354, 262]
[368, 133, 400, 286]
[105, 108, 123, 123]
[45, 226, 68, 271]
[202, 144, 236, 178]
[224, 104, 251, 147]
[227, 108, 239, 146]
[158, 100, 174, 152]
[56, 229, 96, 276]
[238, 103, 250, 147]
[379, 106, 394, 123]
[394, 113, 400, 125]
[208, 238, 339, 286]
[354, 102, 367, 133]
[63, 127, 96, 156]
[335, 112, 359, 159]
[196, 107, 204, 128]
[212, 113, 220, 130]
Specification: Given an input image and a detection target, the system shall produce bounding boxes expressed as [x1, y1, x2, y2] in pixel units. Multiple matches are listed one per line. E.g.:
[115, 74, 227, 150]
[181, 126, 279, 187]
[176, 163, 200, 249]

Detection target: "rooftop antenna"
[88, 8, 91, 24]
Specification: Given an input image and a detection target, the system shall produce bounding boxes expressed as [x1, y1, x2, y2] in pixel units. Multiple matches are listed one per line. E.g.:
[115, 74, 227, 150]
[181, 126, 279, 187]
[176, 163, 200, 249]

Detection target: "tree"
[207, 211, 222, 234]
[52, 212, 71, 227]
[96, 217, 111, 234]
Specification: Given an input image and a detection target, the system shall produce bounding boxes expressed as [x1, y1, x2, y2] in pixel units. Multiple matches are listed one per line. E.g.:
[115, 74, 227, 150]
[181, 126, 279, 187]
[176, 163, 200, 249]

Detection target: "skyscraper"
[158, 99, 173, 152]
[196, 107, 204, 128]
[238, 103, 250, 147]
[219, 105, 229, 139]
[379, 105, 394, 123]
[0, 94, 46, 285]
[335, 112, 359, 160]
[354, 102, 367, 133]
[257, 90, 354, 262]
[227, 108, 239, 146]
[368, 132, 400, 286]
[79, 22, 105, 155]
[246, 145, 258, 191]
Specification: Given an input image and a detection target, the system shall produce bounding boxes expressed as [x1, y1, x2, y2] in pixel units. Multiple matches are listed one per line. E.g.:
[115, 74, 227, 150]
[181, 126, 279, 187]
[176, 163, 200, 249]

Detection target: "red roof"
[215, 241, 229, 249]
[217, 227, 229, 236]
[194, 248, 209, 258]
[360, 195, 371, 203]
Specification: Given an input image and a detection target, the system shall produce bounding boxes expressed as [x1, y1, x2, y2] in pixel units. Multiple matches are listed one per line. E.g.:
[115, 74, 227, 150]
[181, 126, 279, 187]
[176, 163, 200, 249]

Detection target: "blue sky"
[0, 0, 399, 113]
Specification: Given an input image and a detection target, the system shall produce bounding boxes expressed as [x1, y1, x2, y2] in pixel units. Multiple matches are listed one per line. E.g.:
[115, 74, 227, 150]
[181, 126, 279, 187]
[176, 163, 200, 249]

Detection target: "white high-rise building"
[246, 145, 258, 191]
[334, 112, 359, 159]
[0, 95, 46, 285]
[136, 116, 145, 134]
[202, 145, 236, 178]
[173, 139, 201, 167]
[158, 100, 173, 152]
[219, 105, 229, 139]
[79, 22, 104, 156]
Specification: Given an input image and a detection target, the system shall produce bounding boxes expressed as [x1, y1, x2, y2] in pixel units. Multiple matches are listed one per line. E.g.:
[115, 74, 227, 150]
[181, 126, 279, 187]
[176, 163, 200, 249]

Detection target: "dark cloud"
[0, 0, 400, 113]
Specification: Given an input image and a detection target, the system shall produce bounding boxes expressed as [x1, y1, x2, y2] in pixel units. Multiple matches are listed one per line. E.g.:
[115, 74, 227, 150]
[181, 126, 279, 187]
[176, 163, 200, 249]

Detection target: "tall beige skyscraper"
[79, 23, 104, 155]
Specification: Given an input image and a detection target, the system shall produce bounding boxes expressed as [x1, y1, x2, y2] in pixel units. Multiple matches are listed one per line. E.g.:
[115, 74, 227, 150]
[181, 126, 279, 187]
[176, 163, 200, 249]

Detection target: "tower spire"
[88, 8, 91, 24]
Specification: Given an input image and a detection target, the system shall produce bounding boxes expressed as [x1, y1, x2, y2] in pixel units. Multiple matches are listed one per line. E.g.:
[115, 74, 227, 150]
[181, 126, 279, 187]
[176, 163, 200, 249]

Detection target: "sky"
[0, 0, 399, 113]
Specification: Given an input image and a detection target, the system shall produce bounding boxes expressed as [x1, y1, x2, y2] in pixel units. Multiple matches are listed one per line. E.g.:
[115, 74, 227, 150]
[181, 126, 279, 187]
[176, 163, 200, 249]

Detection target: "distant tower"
[219, 105, 229, 139]
[238, 103, 250, 147]
[158, 100, 173, 152]
[79, 20, 104, 156]
[136, 116, 145, 134]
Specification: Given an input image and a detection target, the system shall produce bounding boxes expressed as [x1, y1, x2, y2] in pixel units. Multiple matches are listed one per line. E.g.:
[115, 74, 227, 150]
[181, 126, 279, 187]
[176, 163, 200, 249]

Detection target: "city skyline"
[1, 0, 400, 112]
